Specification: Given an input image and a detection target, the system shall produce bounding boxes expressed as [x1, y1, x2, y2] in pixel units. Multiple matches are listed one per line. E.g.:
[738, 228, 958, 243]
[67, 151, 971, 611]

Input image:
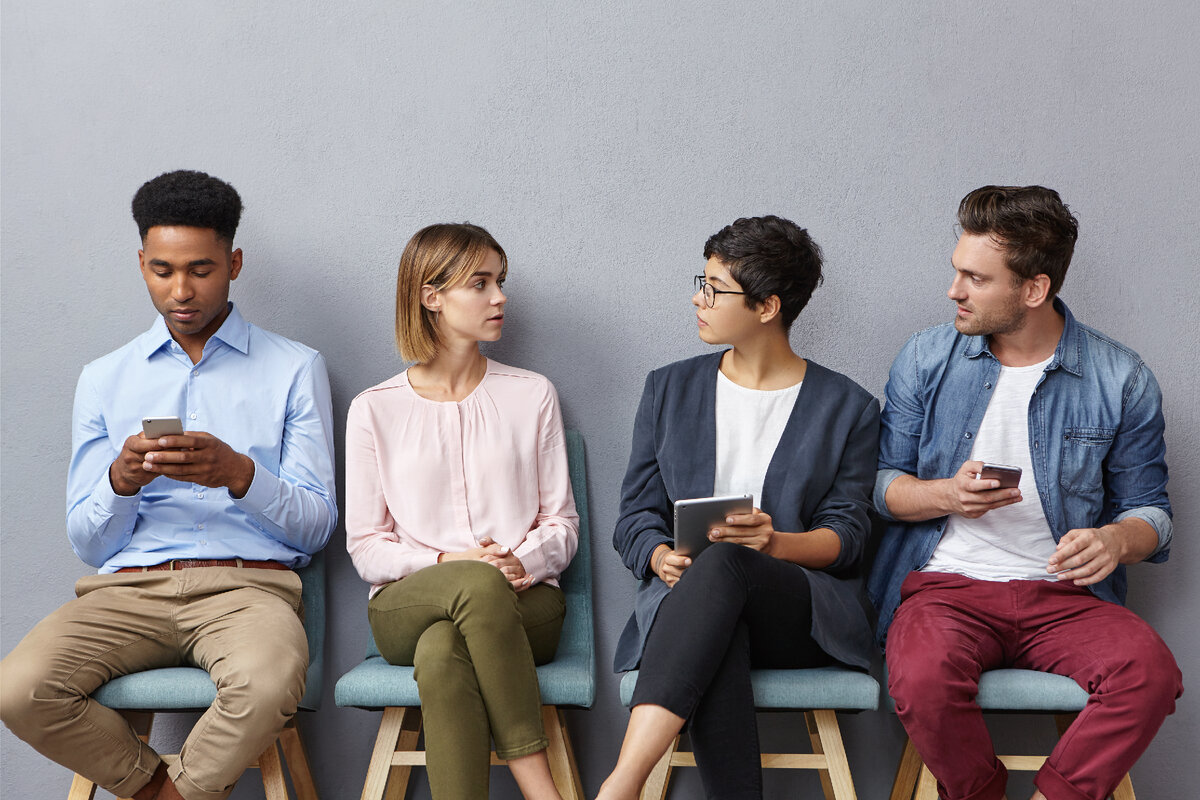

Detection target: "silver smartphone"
[142, 416, 184, 439]
[978, 462, 1022, 489]
[673, 494, 754, 557]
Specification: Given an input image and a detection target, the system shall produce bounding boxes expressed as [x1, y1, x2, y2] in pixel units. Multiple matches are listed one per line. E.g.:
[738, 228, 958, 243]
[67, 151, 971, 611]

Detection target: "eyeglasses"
[694, 275, 747, 308]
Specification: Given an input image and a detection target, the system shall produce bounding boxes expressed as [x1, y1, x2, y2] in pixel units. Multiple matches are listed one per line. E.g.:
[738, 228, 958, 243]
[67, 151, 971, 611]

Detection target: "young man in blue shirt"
[0, 170, 337, 800]
[869, 185, 1182, 800]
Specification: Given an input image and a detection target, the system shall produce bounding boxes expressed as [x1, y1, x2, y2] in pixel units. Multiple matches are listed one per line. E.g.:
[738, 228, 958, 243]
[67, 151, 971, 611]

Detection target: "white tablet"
[673, 494, 754, 557]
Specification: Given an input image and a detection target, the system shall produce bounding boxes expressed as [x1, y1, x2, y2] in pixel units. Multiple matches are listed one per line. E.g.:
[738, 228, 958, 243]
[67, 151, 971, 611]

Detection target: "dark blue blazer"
[613, 351, 880, 672]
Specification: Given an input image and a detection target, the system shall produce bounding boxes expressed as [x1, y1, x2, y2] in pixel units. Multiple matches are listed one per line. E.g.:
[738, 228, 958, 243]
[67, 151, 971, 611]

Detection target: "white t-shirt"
[923, 355, 1057, 581]
[713, 370, 803, 505]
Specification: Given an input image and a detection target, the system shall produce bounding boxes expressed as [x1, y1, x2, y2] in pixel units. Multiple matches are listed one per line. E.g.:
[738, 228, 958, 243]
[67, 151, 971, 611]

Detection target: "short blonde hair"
[394, 223, 508, 363]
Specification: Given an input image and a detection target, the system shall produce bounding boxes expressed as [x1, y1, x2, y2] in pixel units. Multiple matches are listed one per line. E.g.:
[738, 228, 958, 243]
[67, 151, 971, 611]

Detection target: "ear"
[1024, 274, 1052, 308]
[138, 249, 146, 273]
[229, 248, 243, 281]
[420, 284, 441, 312]
[758, 294, 783, 325]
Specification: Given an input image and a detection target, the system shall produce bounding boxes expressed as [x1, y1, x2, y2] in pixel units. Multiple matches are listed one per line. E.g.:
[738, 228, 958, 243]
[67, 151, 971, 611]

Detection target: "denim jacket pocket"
[1058, 427, 1116, 498]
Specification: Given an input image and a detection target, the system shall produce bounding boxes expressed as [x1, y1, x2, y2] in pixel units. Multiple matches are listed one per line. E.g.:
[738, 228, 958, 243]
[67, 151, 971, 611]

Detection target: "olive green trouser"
[368, 560, 565, 800]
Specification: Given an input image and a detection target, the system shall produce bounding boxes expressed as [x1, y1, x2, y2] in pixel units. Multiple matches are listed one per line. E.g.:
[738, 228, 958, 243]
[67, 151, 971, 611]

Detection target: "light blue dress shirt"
[67, 303, 337, 572]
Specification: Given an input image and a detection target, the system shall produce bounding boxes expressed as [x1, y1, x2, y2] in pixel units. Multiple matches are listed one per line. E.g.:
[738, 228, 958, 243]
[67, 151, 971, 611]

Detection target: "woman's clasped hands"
[440, 536, 534, 591]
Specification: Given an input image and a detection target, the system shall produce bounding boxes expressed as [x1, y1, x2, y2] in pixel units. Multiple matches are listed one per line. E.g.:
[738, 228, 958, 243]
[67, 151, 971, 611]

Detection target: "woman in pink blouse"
[346, 223, 579, 800]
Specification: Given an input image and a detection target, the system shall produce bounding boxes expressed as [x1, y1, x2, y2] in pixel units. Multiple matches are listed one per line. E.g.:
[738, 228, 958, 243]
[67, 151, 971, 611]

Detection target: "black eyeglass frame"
[694, 275, 748, 308]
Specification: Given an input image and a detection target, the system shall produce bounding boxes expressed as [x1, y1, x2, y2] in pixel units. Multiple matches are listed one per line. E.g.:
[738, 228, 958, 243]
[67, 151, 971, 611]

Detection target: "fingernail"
[725, 517, 733, 523]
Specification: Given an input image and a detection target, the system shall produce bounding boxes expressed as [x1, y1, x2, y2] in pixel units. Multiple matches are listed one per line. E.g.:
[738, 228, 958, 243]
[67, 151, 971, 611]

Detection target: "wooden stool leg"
[66, 773, 98, 800]
[640, 735, 678, 800]
[256, 738, 289, 800]
[279, 718, 319, 800]
[915, 764, 939, 800]
[361, 707, 418, 800]
[542, 706, 584, 800]
[810, 710, 857, 800]
[1111, 772, 1136, 800]
[805, 710, 837, 800]
[890, 738, 922, 800]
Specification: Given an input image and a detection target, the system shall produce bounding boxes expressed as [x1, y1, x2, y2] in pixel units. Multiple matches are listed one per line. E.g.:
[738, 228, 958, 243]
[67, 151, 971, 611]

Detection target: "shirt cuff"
[1114, 506, 1173, 561]
[513, 541, 548, 584]
[873, 468, 906, 520]
[231, 457, 274, 514]
[96, 471, 143, 514]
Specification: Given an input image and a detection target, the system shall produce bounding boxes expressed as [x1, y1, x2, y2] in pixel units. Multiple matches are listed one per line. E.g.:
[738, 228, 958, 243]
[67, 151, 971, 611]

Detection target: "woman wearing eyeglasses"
[345, 223, 578, 800]
[597, 216, 879, 800]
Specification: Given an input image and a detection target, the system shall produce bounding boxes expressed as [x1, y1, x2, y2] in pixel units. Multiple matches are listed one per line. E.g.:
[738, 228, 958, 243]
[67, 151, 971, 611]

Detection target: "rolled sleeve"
[873, 468, 906, 521]
[1115, 506, 1172, 561]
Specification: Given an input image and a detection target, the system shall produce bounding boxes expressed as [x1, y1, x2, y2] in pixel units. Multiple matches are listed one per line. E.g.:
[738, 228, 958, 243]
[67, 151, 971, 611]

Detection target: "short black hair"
[958, 185, 1078, 297]
[703, 215, 824, 331]
[131, 170, 243, 243]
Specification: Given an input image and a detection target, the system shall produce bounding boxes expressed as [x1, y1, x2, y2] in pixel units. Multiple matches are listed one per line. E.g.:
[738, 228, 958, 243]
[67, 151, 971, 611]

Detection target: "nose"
[947, 274, 967, 301]
[492, 285, 506, 306]
[692, 288, 705, 309]
[171, 272, 195, 302]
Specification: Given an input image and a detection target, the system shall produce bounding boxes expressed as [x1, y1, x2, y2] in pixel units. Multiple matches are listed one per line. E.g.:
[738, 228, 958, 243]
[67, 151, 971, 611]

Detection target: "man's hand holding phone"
[941, 460, 1023, 518]
[109, 417, 255, 498]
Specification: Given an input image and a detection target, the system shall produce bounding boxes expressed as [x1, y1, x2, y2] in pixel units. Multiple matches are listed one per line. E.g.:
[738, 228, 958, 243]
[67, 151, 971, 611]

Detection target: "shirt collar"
[137, 302, 250, 360]
[963, 297, 1081, 375]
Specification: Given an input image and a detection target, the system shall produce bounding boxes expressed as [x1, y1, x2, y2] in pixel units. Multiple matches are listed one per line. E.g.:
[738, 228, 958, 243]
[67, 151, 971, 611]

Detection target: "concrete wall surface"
[3, 1, 1197, 797]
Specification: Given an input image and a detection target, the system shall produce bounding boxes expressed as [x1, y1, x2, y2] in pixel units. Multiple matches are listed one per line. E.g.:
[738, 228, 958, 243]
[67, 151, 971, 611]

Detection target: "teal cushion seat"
[619, 666, 880, 711]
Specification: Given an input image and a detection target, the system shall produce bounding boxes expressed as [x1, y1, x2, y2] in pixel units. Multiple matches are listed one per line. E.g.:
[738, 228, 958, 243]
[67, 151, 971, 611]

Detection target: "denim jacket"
[867, 298, 1172, 647]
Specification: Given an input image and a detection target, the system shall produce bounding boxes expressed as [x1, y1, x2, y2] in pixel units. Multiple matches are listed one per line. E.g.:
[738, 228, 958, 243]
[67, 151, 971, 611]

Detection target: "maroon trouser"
[886, 572, 1182, 800]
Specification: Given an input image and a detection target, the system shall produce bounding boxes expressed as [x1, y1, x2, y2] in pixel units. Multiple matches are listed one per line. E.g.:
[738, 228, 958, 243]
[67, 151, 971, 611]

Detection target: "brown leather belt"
[116, 559, 290, 573]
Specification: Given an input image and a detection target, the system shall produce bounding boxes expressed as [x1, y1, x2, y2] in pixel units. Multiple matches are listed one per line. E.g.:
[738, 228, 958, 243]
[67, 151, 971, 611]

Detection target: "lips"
[171, 309, 200, 321]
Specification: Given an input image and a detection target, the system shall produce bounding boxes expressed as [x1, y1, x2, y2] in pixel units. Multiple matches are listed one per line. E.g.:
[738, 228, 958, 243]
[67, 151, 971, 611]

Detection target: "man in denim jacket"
[868, 185, 1182, 800]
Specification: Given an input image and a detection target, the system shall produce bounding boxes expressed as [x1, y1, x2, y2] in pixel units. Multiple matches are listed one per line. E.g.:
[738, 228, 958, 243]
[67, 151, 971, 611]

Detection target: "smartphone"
[142, 416, 184, 439]
[673, 494, 754, 557]
[977, 463, 1022, 489]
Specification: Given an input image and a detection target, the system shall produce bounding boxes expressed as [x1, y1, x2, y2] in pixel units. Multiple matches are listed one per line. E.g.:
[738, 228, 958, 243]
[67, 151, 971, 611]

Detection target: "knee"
[0, 652, 78, 741]
[1109, 637, 1184, 710]
[216, 642, 307, 715]
[886, 636, 975, 709]
[683, 542, 756, 586]
[444, 560, 516, 609]
[413, 623, 474, 702]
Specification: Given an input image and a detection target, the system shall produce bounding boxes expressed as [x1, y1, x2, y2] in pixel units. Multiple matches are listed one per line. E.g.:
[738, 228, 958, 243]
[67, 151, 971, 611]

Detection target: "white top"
[713, 370, 803, 505]
[344, 360, 579, 597]
[924, 354, 1057, 581]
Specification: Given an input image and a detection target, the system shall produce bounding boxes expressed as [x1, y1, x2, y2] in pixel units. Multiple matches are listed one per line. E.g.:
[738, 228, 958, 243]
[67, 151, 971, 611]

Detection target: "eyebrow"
[149, 258, 216, 267]
[705, 273, 732, 287]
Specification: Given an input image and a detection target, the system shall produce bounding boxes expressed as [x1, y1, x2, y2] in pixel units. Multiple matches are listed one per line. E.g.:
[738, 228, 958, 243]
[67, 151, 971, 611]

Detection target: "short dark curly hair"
[703, 215, 824, 331]
[131, 170, 243, 243]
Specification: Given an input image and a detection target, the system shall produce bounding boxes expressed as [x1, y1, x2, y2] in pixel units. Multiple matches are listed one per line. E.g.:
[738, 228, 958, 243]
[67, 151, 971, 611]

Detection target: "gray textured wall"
[3, 2, 1197, 798]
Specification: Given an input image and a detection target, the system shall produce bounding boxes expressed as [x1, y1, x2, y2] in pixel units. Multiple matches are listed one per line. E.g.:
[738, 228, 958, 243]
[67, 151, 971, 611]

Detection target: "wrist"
[109, 461, 141, 497]
[227, 455, 255, 499]
[650, 544, 669, 576]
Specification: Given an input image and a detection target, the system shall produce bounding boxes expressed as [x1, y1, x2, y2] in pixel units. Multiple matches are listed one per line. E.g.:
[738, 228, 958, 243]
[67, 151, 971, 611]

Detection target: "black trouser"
[631, 542, 832, 800]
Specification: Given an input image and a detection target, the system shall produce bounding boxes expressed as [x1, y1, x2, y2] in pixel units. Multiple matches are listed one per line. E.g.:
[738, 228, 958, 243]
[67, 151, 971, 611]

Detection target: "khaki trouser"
[0, 567, 307, 800]
[368, 560, 565, 800]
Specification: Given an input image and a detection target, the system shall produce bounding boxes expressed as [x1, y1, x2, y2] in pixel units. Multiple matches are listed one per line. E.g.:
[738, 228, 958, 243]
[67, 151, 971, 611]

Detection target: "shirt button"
[192, 370, 199, 377]
[189, 413, 198, 420]
[984, 382, 992, 389]
[964, 432, 973, 439]
[196, 492, 205, 499]
[197, 523, 205, 530]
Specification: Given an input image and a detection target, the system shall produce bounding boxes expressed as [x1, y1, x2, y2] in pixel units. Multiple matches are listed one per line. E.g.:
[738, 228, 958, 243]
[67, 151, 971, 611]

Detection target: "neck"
[720, 328, 807, 390]
[409, 341, 488, 401]
[989, 302, 1064, 367]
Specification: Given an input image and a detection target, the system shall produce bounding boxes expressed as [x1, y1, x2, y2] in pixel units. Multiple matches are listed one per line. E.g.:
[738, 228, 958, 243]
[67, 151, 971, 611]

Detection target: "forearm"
[882, 473, 955, 522]
[1106, 516, 1160, 564]
[234, 460, 336, 553]
[766, 528, 842, 568]
[66, 474, 141, 567]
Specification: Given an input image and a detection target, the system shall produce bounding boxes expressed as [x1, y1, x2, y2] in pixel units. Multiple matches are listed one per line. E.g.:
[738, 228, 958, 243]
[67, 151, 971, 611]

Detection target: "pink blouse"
[345, 360, 579, 597]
